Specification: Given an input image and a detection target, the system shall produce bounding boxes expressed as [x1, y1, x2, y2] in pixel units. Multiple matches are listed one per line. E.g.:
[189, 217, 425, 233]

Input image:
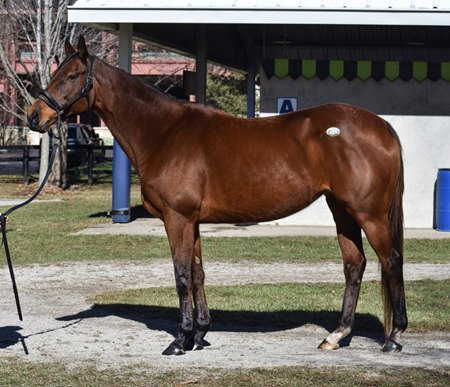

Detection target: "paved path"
[2, 198, 449, 239]
[0, 260, 449, 371]
[76, 217, 450, 239]
[0, 199, 60, 206]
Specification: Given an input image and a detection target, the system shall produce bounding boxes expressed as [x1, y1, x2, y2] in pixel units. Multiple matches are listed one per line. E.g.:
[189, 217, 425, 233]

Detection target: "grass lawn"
[0, 359, 448, 387]
[0, 180, 448, 265]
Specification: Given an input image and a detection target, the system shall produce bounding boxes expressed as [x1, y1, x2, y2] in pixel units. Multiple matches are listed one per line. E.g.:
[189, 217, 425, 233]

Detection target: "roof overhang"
[70, 10, 450, 26]
[68, 1, 450, 70]
[69, 1, 450, 26]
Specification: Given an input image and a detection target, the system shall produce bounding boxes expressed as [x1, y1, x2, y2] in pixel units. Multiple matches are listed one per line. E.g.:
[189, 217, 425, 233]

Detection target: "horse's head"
[27, 36, 94, 133]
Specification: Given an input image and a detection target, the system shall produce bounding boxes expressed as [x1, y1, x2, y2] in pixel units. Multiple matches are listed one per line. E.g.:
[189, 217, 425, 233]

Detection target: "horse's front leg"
[192, 224, 211, 350]
[161, 212, 212, 355]
[162, 211, 197, 355]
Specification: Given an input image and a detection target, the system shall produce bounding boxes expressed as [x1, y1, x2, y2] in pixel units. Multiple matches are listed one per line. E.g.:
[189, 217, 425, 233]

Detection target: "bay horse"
[27, 36, 407, 355]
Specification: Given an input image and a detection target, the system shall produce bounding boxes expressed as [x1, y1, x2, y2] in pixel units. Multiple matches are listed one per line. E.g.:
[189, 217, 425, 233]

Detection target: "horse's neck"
[92, 60, 181, 164]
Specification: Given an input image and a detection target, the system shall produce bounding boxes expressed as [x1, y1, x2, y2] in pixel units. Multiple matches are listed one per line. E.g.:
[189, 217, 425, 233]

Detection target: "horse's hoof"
[382, 340, 402, 353]
[318, 339, 338, 350]
[162, 343, 185, 356]
[193, 338, 211, 351]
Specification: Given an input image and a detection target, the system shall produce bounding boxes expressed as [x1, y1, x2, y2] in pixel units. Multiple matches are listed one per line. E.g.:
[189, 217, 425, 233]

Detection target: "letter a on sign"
[277, 97, 297, 114]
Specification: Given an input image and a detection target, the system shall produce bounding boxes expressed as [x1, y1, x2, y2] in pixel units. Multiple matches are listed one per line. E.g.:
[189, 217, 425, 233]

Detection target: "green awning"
[263, 59, 450, 82]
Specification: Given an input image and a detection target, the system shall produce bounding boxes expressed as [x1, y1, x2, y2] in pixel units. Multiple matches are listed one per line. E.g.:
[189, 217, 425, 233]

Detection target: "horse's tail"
[382, 121, 404, 337]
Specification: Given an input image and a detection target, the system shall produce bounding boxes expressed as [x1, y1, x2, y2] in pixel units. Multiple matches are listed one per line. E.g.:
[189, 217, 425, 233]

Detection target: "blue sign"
[277, 97, 297, 114]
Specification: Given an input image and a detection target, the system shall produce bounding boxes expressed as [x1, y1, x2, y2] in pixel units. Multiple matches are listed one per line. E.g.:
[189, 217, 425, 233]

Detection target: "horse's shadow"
[56, 304, 385, 347]
[0, 326, 24, 349]
[0, 325, 29, 354]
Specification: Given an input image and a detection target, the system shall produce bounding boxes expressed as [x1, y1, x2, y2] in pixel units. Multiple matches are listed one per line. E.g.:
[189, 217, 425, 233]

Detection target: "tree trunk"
[39, 132, 50, 184]
[48, 122, 68, 188]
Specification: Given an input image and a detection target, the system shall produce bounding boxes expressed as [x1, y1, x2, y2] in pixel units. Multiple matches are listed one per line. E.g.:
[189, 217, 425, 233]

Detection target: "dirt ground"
[0, 260, 449, 371]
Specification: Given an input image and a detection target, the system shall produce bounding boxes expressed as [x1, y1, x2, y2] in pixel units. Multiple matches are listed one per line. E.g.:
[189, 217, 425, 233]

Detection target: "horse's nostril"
[28, 110, 39, 128]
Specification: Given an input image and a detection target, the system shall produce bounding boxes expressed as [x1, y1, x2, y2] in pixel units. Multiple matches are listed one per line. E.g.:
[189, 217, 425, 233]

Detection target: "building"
[66, 1, 450, 229]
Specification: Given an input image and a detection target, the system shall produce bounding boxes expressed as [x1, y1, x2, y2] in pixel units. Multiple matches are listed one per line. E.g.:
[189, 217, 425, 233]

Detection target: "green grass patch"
[404, 238, 450, 262]
[181, 366, 449, 387]
[0, 182, 448, 265]
[203, 235, 343, 262]
[89, 280, 450, 333]
[0, 359, 448, 387]
[203, 237, 450, 263]
[0, 358, 146, 387]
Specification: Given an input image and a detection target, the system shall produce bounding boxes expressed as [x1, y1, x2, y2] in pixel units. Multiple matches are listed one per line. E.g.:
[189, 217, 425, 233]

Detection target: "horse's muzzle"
[27, 107, 49, 133]
[27, 109, 40, 131]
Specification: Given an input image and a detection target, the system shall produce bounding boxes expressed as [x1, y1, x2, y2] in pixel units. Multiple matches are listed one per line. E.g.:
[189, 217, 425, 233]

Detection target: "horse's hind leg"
[319, 196, 366, 350]
[361, 218, 407, 352]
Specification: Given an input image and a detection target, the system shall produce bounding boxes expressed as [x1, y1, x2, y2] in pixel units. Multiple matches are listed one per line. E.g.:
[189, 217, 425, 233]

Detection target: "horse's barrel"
[436, 169, 450, 231]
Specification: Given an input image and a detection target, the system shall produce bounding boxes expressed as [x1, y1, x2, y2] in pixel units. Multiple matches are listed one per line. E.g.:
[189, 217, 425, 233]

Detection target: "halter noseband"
[37, 53, 95, 128]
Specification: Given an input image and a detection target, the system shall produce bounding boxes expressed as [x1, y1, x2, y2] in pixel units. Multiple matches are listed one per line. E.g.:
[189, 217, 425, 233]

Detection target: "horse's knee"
[175, 273, 190, 295]
[174, 262, 193, 293]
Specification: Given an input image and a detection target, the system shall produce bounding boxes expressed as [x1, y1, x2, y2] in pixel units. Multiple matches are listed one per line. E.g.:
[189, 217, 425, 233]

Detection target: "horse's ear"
[64, 38, 76, 57]
[77, 35, 88, 60]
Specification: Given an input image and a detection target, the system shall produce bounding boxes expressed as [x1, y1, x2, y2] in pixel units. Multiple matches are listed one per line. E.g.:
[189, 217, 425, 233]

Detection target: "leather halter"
[37, 53, 95, 125]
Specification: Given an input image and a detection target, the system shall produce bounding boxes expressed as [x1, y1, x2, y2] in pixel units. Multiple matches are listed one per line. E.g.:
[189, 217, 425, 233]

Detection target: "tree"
[0, 0, 74, 187]
[206, 66, 248, 117]
[0, 0, 118, 188]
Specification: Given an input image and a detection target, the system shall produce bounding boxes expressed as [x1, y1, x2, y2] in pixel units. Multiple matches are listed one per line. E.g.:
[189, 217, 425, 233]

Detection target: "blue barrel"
[436, 169, 450, 231]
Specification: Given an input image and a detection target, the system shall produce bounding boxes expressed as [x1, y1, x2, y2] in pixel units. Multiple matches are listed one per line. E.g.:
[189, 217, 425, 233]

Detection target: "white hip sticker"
[326, 127, 341, 137]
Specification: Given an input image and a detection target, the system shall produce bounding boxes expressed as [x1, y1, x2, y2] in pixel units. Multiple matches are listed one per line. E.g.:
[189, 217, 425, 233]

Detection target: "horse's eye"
[67, 72, 80, 81]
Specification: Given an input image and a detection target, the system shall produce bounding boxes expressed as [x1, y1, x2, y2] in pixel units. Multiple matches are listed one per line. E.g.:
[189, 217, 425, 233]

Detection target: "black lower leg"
[192, 238, 211, 350]
[339, 260, 366, 329]
[193, 321, 211, 350]
[162, 273, 195, 355]
[382, 249, 407, 352]
[162, 324, 195, 355]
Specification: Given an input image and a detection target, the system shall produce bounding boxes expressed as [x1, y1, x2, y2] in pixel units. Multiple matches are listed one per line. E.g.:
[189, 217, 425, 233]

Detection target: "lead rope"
[0, 112, 62, 321]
